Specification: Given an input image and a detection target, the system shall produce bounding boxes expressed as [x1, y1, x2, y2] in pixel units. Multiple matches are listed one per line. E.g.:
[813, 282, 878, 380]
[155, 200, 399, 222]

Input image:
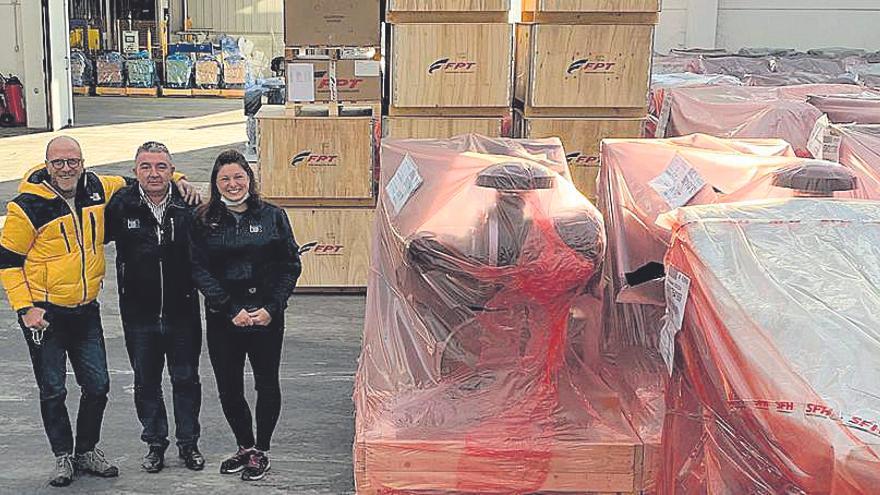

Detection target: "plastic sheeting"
[808, 94, 880, 124]
[696, 56, 774, 78]
[744, 72, 859, 87]
[195, 55, 221, 88]
[655, 84, 867, 156]
[96, 52, 124, 87]
[355, 135, 652, 494]
[165, 53, 193, 89]
[660, 199, 880, 494]
[125, 53, 156, 88]
[71, 51, 92, 87]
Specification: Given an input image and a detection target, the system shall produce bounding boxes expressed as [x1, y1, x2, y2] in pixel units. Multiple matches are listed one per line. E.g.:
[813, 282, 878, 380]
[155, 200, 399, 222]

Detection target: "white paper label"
[808, 115, 831, 160]
[660, 266, 691, 375]
[649, 155, 706, 209]
[286, 63, 315, 102]
[385, 154, 423, 214]
[355, 60, 381, 77]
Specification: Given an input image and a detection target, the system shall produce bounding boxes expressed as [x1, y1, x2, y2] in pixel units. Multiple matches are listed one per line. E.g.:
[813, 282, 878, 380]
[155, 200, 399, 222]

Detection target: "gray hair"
[135, 141, 173, 162]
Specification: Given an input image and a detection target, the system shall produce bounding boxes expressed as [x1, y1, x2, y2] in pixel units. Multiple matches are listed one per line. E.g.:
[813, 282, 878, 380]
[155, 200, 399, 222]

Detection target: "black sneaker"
[142, 445, 165, 473]
[219, 447, 253, 474]
[179, 445, 205, 471]
[241, 451, 270, 481]
[49, 454, 75, 487]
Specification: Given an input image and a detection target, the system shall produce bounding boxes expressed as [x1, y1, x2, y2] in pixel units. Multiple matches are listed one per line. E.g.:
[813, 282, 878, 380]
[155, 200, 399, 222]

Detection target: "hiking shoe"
[49, 454, 75, 487]
[219, 447, 253, 474]
[241, 451, 270, 481]
[179, 445, 205, 471]
[75, 448, 119, 477]
[142, 444, 165, 473]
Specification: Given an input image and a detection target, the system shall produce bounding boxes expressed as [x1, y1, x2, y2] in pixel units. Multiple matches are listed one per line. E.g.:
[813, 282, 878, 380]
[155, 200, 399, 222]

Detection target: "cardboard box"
[287, 60, 382, 102]
[284, 0, 380, 47]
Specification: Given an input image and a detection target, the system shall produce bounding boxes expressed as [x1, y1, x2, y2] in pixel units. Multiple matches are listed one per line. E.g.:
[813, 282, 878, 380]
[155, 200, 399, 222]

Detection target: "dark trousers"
[205, 312, 283, 452]
[22, 302, 109, 457]
[123, 318, 202, 450]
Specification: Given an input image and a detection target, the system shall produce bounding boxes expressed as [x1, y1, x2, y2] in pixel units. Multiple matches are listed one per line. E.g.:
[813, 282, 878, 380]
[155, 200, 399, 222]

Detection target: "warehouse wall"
[0, 0, 49, 129]
[186, 0, 284, 67]
[657, 0, 880, 53]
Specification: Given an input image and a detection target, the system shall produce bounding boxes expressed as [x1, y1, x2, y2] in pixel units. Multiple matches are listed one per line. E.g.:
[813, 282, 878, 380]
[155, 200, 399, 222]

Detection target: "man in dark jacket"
[105, 141, 205, 473]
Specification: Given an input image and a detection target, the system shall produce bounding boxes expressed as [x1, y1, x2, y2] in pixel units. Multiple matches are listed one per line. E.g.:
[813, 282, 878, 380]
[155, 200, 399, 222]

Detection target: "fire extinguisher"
[1, 75, 27, 127]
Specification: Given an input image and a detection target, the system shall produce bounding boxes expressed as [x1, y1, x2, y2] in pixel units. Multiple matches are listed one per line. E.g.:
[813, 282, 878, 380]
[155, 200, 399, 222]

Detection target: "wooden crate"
[161, 87, 193, 97]
[383, 114, 512, 139]
[285, 101, 381, 118]
[125, 87, 159, 97]
[95, 86, 127, 96]
[519, 113, 644, 200]
[386, 0, 510, 23]
[355, 438, 646, 494]
[257, 106, 377, 203]
[285, 207, 374, 290]
[389, 23, 513, 116]
[515, 23, 653, 117]
[522, 0, 660, 24]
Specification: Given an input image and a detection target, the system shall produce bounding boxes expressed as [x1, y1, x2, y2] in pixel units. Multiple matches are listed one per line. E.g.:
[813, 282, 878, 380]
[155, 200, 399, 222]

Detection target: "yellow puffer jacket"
[0, 166, 130, 311]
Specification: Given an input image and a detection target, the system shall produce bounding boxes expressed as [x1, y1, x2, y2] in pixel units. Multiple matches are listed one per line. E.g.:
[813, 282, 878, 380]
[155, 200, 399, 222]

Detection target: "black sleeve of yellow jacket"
[0, 201, 37, 311]
[263, 208, 302, 317]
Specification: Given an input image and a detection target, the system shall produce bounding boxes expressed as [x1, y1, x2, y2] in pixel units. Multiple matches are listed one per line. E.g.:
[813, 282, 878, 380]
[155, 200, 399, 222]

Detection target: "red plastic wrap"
[354, 135, 650, 494]
[808, 93, 880, 124]
[660, 199, 880, 494]
[656, 84, 867, 156]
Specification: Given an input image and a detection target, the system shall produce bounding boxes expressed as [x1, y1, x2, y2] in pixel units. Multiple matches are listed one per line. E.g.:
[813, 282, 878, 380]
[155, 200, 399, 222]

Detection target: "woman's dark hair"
[196, 149, 261, 225]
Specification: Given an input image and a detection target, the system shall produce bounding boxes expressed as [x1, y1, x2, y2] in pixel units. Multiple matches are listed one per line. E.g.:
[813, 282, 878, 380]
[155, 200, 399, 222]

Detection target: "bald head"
[45, 136, 82, 162]
[44, 136, 84, 198]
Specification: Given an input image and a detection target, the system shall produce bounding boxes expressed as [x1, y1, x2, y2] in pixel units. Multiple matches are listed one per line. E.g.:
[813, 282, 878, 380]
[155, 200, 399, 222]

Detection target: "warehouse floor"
[0, 97, 363, 494]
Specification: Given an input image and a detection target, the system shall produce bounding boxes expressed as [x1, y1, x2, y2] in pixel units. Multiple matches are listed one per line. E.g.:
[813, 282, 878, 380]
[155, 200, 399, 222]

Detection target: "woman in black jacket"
[189, 150, 301, 481]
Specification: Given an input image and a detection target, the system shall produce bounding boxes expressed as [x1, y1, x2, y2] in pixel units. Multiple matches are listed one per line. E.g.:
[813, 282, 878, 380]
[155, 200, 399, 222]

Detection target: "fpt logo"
[428, 58, 478, 74]
[566, 152, 600, 167]
[299, 241, 345, 256]
[566, 58, 618, 75]
[291, 151, 339, 167]
[317, 77, 366, 90]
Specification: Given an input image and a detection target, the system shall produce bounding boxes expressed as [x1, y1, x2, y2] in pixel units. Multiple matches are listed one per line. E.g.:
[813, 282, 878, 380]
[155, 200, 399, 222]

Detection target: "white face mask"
[221, 192, 250, 207]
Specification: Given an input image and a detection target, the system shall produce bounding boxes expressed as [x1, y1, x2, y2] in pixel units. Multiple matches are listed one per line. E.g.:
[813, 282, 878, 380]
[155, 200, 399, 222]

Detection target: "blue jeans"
[22, 302, 110, 456]
[123, 318, 202, 449]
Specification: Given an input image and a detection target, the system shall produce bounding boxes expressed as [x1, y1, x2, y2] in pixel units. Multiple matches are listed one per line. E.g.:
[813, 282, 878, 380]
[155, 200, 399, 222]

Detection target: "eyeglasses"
[46, 158, 84, 170]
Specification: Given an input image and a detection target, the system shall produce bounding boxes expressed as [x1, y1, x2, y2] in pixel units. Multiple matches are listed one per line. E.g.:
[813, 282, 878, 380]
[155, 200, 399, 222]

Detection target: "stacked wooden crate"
[383, 0, 514, 139]
[515, 0, 659, 202]
[256, 0, 382, 291]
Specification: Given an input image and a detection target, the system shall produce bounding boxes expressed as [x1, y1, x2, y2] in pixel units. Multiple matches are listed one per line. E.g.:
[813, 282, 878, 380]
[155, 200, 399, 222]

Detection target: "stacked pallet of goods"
[383, 0, 514, 138]
[515, 0, 659, 203]
[256, 0, 382, 291]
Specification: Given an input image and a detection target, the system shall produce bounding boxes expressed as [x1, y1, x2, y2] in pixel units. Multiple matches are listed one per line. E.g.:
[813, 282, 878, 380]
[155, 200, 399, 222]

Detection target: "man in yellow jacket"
[0, 136, 197, 487]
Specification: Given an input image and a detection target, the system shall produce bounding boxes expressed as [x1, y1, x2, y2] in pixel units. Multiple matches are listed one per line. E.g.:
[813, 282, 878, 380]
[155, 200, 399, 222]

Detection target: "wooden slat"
[387, 11, 510, 23]
[390, 23, 513, 110]
[516, 104, 648, 118]
[522, 11, 660, 23]
[383, 116, 510, 139]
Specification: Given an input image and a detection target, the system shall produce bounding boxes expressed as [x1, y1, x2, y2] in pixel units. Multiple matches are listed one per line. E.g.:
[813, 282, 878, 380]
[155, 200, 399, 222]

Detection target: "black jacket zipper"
[89, 211, 97, 254]
[59, 223, 72, 252]
[46, 181, 88, 303]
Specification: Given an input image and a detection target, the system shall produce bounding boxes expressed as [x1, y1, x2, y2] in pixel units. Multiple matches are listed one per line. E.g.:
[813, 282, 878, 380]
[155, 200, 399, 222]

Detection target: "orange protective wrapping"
[354, 135, 649, 494]
[655, 84, 869, 156]
[660, 199, 880, 493]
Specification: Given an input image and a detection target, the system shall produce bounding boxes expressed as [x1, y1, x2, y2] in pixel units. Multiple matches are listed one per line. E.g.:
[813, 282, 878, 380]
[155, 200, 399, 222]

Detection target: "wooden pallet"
[284, 46, 380, 61]
[355, 438, 650, 494]
[72, 86, 90, 96]
[284, 101, 381, 117]
[192, 88, 222, 97]
[125, 87, 159, 97]
[389, 106, 512, 118]
[95, 86, 127, 96]
[161, 87, 193, 97]
[219, 88, 245, 98]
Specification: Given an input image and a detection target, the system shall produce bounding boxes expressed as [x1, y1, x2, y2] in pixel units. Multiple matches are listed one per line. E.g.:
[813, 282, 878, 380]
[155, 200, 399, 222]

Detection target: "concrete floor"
[0, 97, 363, 494]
